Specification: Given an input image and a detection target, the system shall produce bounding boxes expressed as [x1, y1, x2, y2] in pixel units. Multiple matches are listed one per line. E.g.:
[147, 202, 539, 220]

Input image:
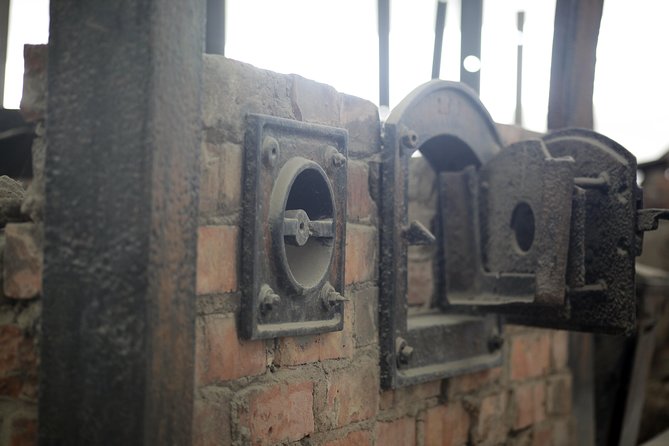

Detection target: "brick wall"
[0, 45, 46, 446]
[192, 55, 573, 446]
[0, 49, 573, 445]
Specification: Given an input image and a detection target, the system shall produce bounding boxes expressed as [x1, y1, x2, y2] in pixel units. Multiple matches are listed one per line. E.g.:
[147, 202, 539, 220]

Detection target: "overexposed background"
[4, 0, 669, 162]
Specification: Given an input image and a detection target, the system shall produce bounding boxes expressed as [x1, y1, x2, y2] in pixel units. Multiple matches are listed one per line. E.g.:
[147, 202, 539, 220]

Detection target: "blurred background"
[3, 0, 669, 162]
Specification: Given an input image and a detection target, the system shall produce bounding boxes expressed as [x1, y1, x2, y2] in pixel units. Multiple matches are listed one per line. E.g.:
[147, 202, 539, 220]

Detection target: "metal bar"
[39, 1, 204, 444]
[460, 0, 482, 93]
[0, 0, 9, 107]
[514, 11, 524, 125]
[547, 0, 604, 129]
[378, 0, 390, 107]
[206, 0, 225, 55]
[431, 0, 447, 79]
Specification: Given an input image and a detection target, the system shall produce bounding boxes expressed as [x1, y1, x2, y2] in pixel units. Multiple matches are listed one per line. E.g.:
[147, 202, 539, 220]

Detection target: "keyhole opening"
[510, 202, 535, 253]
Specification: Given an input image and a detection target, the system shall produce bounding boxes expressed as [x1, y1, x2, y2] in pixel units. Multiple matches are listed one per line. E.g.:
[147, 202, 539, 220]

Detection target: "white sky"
[3, 0, 669, 162]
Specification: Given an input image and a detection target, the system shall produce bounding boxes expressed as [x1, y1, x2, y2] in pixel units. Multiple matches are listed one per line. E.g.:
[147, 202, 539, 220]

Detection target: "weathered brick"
[376, 417, 416, 446]
[195, 315, 265, 384]
[347, 161, 377, 223]
[552, 418, 571, 446]
[199, 142, 221, 216]
[472, 392, 509, 445]
[192, 398, 231, 446]
[322, 361, 378, 427]
[0, 325, 22, 376]
[319, 301, 354, 360]
[202, 56, 295, 145]
[339, 94, 381, 156]
[379, 389, 395, 410]
[546, 374, 572, 415]
[345, 224, 377, 285]
[512, 382, 546, 430]
[8, 416, 37, 446]
[20, 45, 47, 122]
[448, 367, 502, 397]
[199, 142, 241, 217]
[551, 331, 568, 371]
[291, 74, 341, 125]
[3, 223, 42, 299]
[0, 324, 37, 401]
[238, 381, 314, 446]
[531, 423, 553, 446]
[196, 225, 238, 294]
[275, 302, 353, 365]
[395, 380, 442, 405]
[424, 401, 471, 446]
[510, 332, 551, 381]
[323, 430, 373, 446]
[353, 287, 378, 347]
[407, 257, 434, 306]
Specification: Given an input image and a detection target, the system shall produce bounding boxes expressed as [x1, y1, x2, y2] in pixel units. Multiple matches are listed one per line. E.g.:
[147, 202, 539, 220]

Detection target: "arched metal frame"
[379, 80, 504, 389]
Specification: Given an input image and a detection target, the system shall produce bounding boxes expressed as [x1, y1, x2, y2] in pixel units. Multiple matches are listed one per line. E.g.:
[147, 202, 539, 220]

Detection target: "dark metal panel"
[547, 0, 604, 129]
[240, 114, 347, 340]
[460, 0, 482, 93]
[40, 1, 204, 444]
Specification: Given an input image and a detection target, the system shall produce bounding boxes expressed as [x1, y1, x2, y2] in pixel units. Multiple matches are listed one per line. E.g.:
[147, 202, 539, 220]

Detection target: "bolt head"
[262, 136, 280, 167]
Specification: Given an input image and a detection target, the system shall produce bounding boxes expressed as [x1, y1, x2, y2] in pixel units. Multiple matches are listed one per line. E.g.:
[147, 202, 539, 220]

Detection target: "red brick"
[448, 367, 502, 397]
[192, 398, 231, 446]
[345, 224, 377, 285]
[3, 223, 42, 299]
[196, 225, 238, 294]
[376, 417, 416, 446]
[395, 380, 442, 405]
[9, 416, 37, 446]
[199, 142, 221, 216]
[408, 257, 434, 306]
[0, 325, 22, 375]
[323, 430, 373, 446]
[347, 161, 377, 223]
[323, 363, 378, 427]
[424, 401, 471, 446]
[275, 302, 353, 365]
[339, 94, 381, 156]
[546, 374, 572, 415]
[532, 423, 553, 446]
[353, 287, 378, 347]
[513, 382, 546, 430]
[473, 392, 509, 444]
[195, 315, 265, 384]
[238, 381, 314, 446]
[551, 331, 568, 371]
[379, 389, 395, 410]
[510, 332, 551, 381]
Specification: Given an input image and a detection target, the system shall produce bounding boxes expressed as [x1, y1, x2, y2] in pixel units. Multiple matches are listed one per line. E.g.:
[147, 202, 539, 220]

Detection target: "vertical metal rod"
[431, 0, 447, 79]
[514, 11, 525, 125]
[206, 0, 226, 55]
[0, 0, 10, 107]
[547, 0, 604, 129]
[40, 0, 203, 443]
[378, 0, 390, 108]
[460, 0, 482, 93]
